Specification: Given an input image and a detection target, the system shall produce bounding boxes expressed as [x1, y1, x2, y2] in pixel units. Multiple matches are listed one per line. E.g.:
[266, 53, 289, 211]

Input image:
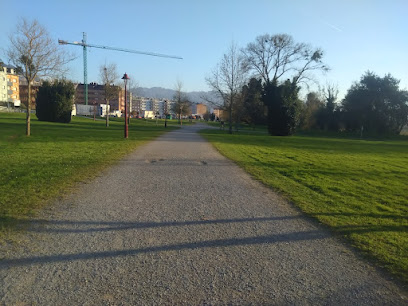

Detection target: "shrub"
[36, 80, 75, 123]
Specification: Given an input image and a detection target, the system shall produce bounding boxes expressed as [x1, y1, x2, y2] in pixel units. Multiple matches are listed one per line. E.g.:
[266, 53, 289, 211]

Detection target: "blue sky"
[1, 0, 407, 99]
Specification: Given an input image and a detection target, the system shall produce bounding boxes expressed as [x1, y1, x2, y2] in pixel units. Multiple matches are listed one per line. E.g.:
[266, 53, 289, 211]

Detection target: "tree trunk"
[105, 100, 110, 127]
[26, 82, 31, 136]
[228, 106, 233, 134]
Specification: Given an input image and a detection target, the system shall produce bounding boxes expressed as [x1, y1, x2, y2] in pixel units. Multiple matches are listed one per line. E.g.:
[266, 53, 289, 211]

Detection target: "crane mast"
[58, 33, 182, 105]
[82, 33, 88, 105]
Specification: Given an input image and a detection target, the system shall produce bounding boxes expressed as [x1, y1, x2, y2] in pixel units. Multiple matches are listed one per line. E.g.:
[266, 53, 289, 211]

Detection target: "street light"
[122, 73, 130, 138]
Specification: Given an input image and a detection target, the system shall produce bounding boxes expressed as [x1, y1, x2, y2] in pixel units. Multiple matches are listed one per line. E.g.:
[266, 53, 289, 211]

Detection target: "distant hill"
[131, 87, 220, 105]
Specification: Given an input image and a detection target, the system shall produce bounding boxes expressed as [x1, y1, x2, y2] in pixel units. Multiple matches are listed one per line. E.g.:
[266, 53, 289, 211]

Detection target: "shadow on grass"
[199, 129, 408, 155]
[312, 212, 408, 220]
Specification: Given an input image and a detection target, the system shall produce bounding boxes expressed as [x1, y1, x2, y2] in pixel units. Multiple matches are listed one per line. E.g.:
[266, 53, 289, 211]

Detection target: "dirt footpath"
[0, 124, 406, 304]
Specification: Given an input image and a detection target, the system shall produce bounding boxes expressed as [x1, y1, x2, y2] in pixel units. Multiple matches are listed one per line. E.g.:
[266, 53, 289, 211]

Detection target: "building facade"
[19, 76, 41, 108]
[191, 103, 207, 117]
[130, 97, 177, 118]
[0, 64, 20, 107]
[213, 108, 225, 120]
[75, 83, 125, 112]
[0, 67, 7, 104]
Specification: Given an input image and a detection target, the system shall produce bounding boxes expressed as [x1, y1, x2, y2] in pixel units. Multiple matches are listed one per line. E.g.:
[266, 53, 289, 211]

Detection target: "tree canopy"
[342, 72, 408, 134]
[36, 80, 75, 123]
[206, 42, 248, 134]
[241, 78, 266, 126]
[99, 62, 119, 127]
[242, 34, 328, 136]
[6, 18, 72, 135]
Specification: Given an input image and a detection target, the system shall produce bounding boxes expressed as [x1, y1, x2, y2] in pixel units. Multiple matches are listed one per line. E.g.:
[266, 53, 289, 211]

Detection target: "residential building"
[213, 108, 225, 120]
[130, 97, 177, 118]
[0, 66, 7, 104]
[191, 103, 207, 117]
[19, 76, 41, 109]
[0, 64, 20, 107]
[75, 83, 125, 112]
[131, 97, 143, 115]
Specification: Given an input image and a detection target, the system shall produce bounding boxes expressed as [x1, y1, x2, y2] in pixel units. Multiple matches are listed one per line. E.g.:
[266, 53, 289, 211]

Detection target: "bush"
[36, 80, 75, 123]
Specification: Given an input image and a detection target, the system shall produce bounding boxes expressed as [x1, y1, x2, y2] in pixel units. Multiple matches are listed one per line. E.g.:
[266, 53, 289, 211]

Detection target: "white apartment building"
[130, 97, 177, 118]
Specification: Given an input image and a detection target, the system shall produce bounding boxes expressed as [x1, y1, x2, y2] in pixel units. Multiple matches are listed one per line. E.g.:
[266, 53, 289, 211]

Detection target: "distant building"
[191, 103, 207, 117]
[0, 63, 20, 107]
[19, 76, 41, 109]
[75, 83, 125, 111]
[143, 110, 155, 119]
[73, 104, 110, 117]
[131, 97, 177, 118]
[0, 66, 7, 104]
[213, 108, 225, 120]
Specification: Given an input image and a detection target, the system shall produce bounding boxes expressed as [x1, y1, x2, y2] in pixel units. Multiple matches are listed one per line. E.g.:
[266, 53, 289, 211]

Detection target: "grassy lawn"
[200, 129, 408, 283]
[0, 113, 174, 238]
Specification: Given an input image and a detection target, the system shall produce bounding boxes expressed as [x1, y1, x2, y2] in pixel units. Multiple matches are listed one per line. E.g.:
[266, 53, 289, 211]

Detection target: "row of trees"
[300, 73, 408, 135]
[206, 35, 408, 135]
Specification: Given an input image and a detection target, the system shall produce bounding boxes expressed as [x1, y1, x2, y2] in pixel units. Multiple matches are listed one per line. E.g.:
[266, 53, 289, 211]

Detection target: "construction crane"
[58, 32, 182, 105]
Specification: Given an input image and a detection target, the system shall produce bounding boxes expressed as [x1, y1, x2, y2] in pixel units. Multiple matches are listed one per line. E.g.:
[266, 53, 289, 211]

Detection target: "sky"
[1, 0, 407, 100]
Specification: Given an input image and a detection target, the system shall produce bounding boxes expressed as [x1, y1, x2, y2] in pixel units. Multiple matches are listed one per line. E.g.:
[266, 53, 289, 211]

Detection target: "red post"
[122, 73, 130, 139]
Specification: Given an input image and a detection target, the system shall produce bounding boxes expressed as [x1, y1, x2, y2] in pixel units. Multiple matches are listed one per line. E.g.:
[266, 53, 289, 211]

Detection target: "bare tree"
[206, 42, 248, 134]
[322, 82, 339, 110]
[6, 18, 73, 136]
[242, 34, 328, 86]
[99, 62, 119, 127]
[171, 80, 191, 126]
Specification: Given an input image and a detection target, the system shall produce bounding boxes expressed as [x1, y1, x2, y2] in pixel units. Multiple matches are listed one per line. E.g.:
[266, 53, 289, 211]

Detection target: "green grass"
[200, 129, 408, 283]
[0, 113, 174, 238]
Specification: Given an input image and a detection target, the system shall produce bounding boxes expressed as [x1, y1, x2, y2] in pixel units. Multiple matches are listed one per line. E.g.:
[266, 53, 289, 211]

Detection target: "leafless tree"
[242, 34, 328, 86]
[6, 18, 73, 136]
[171, 80, 191, 126]
[206, 42, 248, 134]
[321, 82, 339, 107]
[99, 62, 119, 127]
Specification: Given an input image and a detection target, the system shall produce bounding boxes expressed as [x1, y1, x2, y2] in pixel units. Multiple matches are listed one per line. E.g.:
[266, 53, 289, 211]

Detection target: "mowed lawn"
[200, 129, 408, 282]
[0, 113, 173, 235]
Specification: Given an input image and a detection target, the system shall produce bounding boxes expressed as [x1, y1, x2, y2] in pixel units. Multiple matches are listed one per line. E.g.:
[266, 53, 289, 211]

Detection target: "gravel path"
[0, 124, 406, 305]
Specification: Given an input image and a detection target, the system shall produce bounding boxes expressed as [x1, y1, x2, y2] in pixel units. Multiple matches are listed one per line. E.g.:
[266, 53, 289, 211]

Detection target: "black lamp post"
[122, 73, 130, 138]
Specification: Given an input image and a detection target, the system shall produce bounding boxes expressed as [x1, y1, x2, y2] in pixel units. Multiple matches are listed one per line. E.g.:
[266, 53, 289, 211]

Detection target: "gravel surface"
[0, 124, 406, 305]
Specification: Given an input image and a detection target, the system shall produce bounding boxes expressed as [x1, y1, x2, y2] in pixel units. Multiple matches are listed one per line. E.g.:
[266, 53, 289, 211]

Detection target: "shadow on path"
[0, 229, 329, 268]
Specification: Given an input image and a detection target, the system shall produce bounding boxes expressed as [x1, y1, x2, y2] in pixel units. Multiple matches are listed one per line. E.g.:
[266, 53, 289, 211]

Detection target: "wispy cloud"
[322, 21, 343, 33]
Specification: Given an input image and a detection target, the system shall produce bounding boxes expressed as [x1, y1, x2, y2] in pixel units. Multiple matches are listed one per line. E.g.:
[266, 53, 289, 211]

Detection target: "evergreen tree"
[36, 80, 75, 123]
[342, 72, 408, 134]
[241, 78, 266, 127]
[263, 80, 301, 136]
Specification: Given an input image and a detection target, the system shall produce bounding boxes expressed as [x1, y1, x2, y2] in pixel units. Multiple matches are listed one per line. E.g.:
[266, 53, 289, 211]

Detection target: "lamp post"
[122, 73, 130, 138]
